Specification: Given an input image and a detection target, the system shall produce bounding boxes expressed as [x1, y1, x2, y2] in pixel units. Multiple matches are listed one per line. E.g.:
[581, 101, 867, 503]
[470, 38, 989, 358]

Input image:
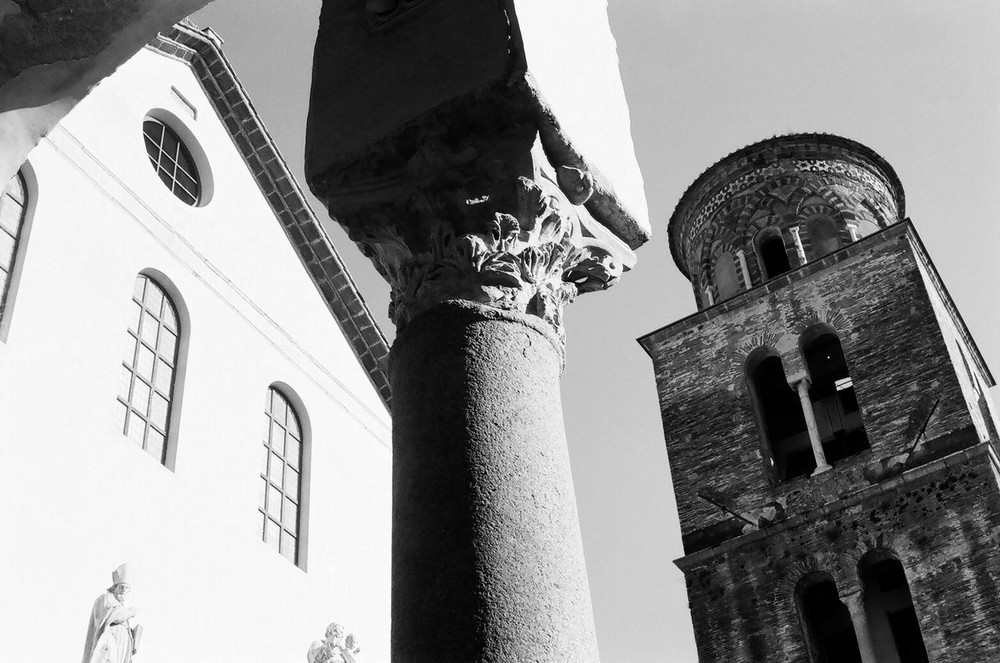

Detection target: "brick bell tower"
[639, 134, 1000, 662]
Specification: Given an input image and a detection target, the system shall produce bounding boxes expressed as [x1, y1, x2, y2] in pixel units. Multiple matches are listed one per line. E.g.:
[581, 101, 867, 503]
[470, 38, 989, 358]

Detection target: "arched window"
[797, 574, 863, 663]
[714, 251, 741, 300]
[260, 386, 305, 564]
[801, 328, 869, 464]
[756, 228, 791, 279]
[0, 171, 29, 325]
[747, 349, 813, 481]
[805, 215, 842, 258]
[116, 275, 182, 464]
[860, 554, 929, 663]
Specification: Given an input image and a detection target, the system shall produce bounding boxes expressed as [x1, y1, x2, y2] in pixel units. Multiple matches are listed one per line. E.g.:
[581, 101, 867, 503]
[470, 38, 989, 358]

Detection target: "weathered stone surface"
[676, 448, 1000, 662]
[389, 300, 599, 662]
[641, 134, 1000, 661]
[641, 224, 992, 552]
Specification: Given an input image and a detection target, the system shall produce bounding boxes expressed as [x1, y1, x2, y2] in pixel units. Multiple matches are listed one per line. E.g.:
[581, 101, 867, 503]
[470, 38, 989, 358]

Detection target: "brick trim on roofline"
[146, 23, 393, 409]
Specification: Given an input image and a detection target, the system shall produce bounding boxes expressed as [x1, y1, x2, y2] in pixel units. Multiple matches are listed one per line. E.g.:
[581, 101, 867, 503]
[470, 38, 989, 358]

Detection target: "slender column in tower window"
[797, 575, 865, 663]
[0, 172, 28, 322]
[795, 378, 833, 476]
[735, 250, 752, 290]
[801, 328, 870, 464]
[259, 387, 305, 564]
[747, 350, 813, 481]
[789, 226, 807, 264]
[843, 592, 880, 663]
[115, 276, 181, 464]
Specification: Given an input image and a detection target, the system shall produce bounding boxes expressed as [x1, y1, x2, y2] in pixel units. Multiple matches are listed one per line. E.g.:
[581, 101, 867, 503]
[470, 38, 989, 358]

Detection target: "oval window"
[142, 117, 202, 206]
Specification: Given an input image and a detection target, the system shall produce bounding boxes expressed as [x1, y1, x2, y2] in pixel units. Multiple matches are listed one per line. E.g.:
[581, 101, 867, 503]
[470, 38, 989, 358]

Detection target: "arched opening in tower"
[861, 556, 930, 663]
[805, 214, 842, 258]
[747, 352, 813, 480]
[757, 231, 792, 279]
[801, 329, 869, 463]
[798, 577, 863, 663]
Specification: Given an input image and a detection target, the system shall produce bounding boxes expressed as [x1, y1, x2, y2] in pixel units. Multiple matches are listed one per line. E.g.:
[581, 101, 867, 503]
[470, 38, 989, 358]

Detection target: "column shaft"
[845, 592, 879, 663]
[796, 379, 833, 474]
[389, 300, 599, 662]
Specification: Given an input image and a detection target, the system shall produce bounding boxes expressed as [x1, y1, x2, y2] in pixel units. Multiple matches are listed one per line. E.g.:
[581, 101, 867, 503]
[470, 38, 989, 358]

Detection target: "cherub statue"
[307, 622, 361, 663]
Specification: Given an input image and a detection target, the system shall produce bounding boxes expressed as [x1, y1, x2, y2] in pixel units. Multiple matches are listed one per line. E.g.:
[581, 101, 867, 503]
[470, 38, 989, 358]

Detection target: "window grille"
[142, 118, 201, 205]
[260, 387, 304, 564]
[116, 275, 181, 464]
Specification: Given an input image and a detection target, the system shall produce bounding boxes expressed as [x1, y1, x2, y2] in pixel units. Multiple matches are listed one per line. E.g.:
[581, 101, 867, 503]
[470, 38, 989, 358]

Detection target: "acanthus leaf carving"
[322, 87, 632, 341]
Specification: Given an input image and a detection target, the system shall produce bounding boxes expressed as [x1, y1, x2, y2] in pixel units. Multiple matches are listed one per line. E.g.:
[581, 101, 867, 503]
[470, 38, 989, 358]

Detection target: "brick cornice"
[146, 24, 392, 409]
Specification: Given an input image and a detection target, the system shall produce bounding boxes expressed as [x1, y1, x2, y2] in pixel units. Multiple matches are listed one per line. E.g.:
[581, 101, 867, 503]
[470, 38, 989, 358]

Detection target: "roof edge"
[149, 24, 394, 410]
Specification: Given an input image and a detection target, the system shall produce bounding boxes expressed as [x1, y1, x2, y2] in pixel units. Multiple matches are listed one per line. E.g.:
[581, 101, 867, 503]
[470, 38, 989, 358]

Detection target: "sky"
[191, 2, 1000, 661]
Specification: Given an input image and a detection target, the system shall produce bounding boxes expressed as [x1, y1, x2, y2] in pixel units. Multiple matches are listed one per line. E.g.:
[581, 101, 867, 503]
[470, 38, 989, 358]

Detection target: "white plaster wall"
[0, 47, 391, 662]
[515, 0, 649, 227]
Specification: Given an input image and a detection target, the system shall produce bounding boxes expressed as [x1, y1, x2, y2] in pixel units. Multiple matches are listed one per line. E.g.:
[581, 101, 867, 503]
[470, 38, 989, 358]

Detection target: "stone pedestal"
[390, 301, 598, 662]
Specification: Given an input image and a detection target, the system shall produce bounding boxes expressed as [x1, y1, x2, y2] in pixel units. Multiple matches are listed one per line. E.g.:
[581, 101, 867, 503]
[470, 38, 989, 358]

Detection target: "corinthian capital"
[306, 3, 648, 340]
[346, 146, 627, 338]
[311, 80, 635, 340]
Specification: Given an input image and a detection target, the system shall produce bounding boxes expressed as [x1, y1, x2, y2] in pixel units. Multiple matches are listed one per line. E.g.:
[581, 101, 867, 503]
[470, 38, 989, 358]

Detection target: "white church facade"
[0, 23, 392, 662]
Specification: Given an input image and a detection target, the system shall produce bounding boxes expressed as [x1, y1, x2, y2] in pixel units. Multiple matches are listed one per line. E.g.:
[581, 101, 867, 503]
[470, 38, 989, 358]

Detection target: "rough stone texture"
[389, 300, 599, 662]
[676, 447, 1000, 662]
[640, 218, 1000, 661]
[641, 223, 995, 552]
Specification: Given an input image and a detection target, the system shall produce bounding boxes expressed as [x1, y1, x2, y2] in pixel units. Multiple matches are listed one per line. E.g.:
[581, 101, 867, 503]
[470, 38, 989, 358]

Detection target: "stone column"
[796, 378, 833, 474]
[364, 148, 624, 661]
[305, 6, 647, 659]
[391, 300, 598, 661]
[315, 127, 632, 660]
[844, 591, 879, 663]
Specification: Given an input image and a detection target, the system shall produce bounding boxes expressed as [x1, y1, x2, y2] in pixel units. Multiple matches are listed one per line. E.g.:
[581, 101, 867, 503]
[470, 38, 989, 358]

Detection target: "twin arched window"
[748, 328, 868, 481]
[798, 556, 929, 662]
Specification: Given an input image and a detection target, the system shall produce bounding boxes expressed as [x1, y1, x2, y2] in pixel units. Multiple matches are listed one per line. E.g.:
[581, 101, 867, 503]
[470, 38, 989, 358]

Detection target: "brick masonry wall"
[640, 223, 985, 553]
[678, 448, 1000, 662]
